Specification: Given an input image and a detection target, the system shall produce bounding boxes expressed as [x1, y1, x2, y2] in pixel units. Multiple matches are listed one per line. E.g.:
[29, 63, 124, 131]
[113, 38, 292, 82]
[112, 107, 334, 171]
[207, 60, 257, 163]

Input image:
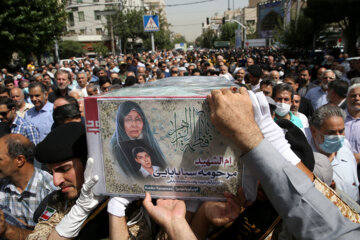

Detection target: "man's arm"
[142, 192, 196, 240]
[0, 210, 32, 240]
[208, 88, 360, 239]
[354, 152, 360, 164]
[109, 215, 129, 240]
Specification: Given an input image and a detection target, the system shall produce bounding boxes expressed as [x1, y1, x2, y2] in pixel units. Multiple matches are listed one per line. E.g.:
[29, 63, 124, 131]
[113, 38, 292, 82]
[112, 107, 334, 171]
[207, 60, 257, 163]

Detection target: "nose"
[53, 172, 65, 187]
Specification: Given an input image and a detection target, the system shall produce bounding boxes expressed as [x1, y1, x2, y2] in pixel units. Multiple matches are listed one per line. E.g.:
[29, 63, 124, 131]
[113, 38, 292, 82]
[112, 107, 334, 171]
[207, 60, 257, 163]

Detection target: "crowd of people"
[0, 46, 360, 239]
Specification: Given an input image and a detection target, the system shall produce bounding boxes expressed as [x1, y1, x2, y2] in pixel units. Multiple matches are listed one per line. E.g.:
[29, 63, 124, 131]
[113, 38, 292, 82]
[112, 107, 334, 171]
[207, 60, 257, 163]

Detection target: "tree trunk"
[344, 16, 359, 57]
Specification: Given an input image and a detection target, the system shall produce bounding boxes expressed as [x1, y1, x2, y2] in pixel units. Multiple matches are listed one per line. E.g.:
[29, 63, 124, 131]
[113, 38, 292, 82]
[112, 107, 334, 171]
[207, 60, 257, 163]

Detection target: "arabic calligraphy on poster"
[168, 107, 213, 152]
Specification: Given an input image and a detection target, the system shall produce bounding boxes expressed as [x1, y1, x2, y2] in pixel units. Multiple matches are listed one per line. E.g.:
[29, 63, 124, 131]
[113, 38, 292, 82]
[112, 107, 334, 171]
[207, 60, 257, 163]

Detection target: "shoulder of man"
[33, 190, 70, 224]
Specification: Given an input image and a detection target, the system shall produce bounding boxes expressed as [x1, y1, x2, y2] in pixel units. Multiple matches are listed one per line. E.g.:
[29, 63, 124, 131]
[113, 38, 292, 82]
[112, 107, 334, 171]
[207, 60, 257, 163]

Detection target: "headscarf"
[110, 101, 167, 178]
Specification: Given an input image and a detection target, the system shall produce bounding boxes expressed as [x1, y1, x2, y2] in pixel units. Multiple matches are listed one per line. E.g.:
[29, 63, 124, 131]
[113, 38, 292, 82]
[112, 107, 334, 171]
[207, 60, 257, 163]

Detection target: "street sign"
[143, 15, 160, 32]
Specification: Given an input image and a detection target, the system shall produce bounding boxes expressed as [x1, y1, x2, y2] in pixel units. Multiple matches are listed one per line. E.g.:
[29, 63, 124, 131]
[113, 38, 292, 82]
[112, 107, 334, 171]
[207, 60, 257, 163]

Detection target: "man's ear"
[15, 155, 26, 168]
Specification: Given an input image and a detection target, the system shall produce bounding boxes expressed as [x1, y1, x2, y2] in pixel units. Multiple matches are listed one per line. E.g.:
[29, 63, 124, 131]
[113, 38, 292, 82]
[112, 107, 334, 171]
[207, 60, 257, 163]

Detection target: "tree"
[172, 34, 187, 44]
[220, 22, 238, 47]
[93, 42, 109, 57]
[305, 0, 360, 56]
[111, 7, 147, 53]
[0, 0, 67, 65]
[195, 29, 217, 48]
[59, 41, 85, 59]
[275, 14, 317, 49]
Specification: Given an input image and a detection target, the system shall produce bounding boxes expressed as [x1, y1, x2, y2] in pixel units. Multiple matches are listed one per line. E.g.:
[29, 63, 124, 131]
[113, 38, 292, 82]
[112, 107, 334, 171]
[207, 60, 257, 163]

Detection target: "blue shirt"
[10, 115, 40, 145]
[24, 101, 54, 142]
[345, 111, 360, 154]
[305, 86, 328, 110]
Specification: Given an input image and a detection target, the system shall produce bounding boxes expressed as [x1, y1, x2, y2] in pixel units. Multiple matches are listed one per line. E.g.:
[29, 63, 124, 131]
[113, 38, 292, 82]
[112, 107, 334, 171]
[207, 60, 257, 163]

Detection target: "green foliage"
[59, 41, 85, 59]
[172, 34, 187, 44]
[275, 14, 316, 49]
[305, 0, 360, 56]
[195, 29, 217, 48]
[93, 42, 109, 57]
[0, 0, 67, 65]
[220, 22, 238, 47]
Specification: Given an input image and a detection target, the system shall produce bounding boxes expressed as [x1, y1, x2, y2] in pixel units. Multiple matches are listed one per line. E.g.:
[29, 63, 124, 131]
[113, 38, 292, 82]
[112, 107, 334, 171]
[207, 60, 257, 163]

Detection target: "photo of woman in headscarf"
[110, 101, 167, 179]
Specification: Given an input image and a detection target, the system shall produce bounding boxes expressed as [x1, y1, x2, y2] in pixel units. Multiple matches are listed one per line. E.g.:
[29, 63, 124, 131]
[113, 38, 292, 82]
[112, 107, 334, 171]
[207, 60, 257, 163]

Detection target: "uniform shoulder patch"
[39, 206, 57, 221]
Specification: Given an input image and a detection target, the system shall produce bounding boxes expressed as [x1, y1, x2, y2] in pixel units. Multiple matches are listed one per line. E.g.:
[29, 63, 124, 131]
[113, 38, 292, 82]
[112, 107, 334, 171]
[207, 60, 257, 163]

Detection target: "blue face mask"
[319, 135, 345, 154]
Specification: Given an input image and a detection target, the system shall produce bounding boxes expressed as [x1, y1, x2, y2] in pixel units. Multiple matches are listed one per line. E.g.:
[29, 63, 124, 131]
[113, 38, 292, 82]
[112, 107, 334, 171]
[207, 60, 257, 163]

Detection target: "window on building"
[78, 11, 85, 22]
[246, 20, 255, 25]
[69, 30, 76, 35]
[94, 11, 101, 20]
[68, 12, 74, 26]
[80, 29, 86, 35]
[93, 0, 99, 2]
[77, 0, 83, 3]
[96, 28, 103, 35]
[105, 0, 112, 2]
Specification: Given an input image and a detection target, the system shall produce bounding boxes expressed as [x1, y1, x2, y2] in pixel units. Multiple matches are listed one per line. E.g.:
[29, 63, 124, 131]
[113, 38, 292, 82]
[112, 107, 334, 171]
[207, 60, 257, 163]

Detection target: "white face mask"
[275, 102, 291, 117]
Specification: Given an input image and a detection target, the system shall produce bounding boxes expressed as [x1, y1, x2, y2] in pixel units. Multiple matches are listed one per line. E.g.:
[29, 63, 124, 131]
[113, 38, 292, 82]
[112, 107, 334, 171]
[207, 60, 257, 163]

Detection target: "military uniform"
[26, 190, 109, 240]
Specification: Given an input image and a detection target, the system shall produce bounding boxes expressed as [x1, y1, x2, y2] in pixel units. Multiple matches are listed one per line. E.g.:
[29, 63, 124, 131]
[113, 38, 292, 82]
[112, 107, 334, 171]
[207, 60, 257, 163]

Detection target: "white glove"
[108, 197, 135, 217]
[55, 158, 104, 238]
[242, 91, 301, 201]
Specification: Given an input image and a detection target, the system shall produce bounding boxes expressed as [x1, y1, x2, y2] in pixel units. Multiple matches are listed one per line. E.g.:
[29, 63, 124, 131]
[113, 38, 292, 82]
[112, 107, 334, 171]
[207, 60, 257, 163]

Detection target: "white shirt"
[139, 165, 160, 178]
[293, 111, 309, 128]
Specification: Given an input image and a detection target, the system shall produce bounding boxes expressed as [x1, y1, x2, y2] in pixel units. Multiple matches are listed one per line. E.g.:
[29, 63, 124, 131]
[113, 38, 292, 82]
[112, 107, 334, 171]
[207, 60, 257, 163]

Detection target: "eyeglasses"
[124, 117, 142, 124]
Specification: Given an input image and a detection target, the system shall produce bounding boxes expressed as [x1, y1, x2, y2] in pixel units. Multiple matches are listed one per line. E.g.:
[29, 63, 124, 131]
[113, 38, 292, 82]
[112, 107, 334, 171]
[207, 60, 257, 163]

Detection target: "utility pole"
[295, 0, 301, 29]
[110, 16, 115, 56]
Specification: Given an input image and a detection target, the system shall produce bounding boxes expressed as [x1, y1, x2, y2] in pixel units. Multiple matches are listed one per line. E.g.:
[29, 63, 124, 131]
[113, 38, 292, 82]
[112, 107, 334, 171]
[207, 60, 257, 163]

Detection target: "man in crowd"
[345, 83, 360, 164]
[272, 83, 303, 128]
[24, 82, 53, 142]
[308, 105, 359, 202]
[305, 70, 336, 110]
[0, 98, 39, 145]
[297, 68, 316, 97]
[247, 65, 263, 93]
[270, 70, 281, 84]
[10, 88, 33, 118]
[327, 80, 348, 109]
[27, 122, 115, 239]
[75, 72, 88, 97]
[0, 134, 56, 239]
[260, 79, 275, 97]
[291, 93, 309, 128]
[48, 70, 72, 102]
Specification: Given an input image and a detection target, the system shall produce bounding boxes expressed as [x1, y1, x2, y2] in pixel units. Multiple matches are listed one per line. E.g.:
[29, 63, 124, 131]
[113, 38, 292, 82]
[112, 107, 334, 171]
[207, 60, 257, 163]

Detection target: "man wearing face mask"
[307, 105, 359, 202]
[272, 83, 303, 129]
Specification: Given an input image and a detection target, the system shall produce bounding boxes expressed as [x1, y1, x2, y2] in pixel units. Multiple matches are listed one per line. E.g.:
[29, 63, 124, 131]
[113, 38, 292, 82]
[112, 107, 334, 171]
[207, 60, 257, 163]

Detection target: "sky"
[165, 0, 249, 42]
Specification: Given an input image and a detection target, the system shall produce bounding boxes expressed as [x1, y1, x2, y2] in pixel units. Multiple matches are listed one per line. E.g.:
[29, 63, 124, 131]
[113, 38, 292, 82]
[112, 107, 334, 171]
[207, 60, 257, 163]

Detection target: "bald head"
[2, 134, 35, 163]
[10, 87, 25, 108]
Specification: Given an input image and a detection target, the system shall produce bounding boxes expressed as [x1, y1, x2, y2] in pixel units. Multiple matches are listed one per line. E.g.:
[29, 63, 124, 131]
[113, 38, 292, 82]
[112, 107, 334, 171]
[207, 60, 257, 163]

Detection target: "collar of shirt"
[10, 115, 20, 129]
[4, 168, 38, 195]
[40, 101, 53, 113]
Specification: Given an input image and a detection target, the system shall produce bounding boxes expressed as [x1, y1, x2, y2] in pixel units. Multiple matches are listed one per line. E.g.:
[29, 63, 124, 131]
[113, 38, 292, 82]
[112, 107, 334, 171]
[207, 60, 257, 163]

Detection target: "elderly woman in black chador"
[110, 101, 166, 178]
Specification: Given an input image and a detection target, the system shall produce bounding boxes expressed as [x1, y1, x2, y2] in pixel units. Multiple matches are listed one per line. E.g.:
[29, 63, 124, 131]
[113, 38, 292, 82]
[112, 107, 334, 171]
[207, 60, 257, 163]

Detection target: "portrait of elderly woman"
[110, 101, 167, 178]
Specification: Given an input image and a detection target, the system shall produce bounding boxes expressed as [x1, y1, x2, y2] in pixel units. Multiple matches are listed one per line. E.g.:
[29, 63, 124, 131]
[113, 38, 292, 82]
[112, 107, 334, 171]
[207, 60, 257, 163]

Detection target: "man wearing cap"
[0, 134, 56, 239]
[247, 65, 263, 93]
[26, 122, 111, 240]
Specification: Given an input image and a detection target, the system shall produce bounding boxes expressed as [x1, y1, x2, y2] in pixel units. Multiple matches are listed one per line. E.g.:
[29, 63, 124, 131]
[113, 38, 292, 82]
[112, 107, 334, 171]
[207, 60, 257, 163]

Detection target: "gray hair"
[347, 83, 360, 96]
[350, 77, 360, 85]
[77, 71, 87, 79]
[321, 69, 335, 79]
[309, 105, 346, 129]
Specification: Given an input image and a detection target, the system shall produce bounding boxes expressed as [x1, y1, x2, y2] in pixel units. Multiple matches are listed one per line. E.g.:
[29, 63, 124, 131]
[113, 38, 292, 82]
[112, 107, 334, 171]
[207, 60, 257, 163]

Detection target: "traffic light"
[222, 17, 225, 24]
[206, 17, 209, 25]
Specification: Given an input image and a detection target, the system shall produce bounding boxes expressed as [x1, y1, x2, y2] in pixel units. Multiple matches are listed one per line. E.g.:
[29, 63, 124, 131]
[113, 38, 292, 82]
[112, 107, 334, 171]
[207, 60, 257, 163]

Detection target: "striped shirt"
[10, 115, 40, 145]
[0, 168, 57, 226]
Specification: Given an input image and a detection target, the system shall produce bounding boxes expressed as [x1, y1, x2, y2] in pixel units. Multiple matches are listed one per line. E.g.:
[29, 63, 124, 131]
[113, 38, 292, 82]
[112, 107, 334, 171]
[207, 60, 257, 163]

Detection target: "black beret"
[0, 122, 10, 138]
[247, 65, 262, 78]
[35, 122, 87, 163]
[276, 119, 315, 171]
